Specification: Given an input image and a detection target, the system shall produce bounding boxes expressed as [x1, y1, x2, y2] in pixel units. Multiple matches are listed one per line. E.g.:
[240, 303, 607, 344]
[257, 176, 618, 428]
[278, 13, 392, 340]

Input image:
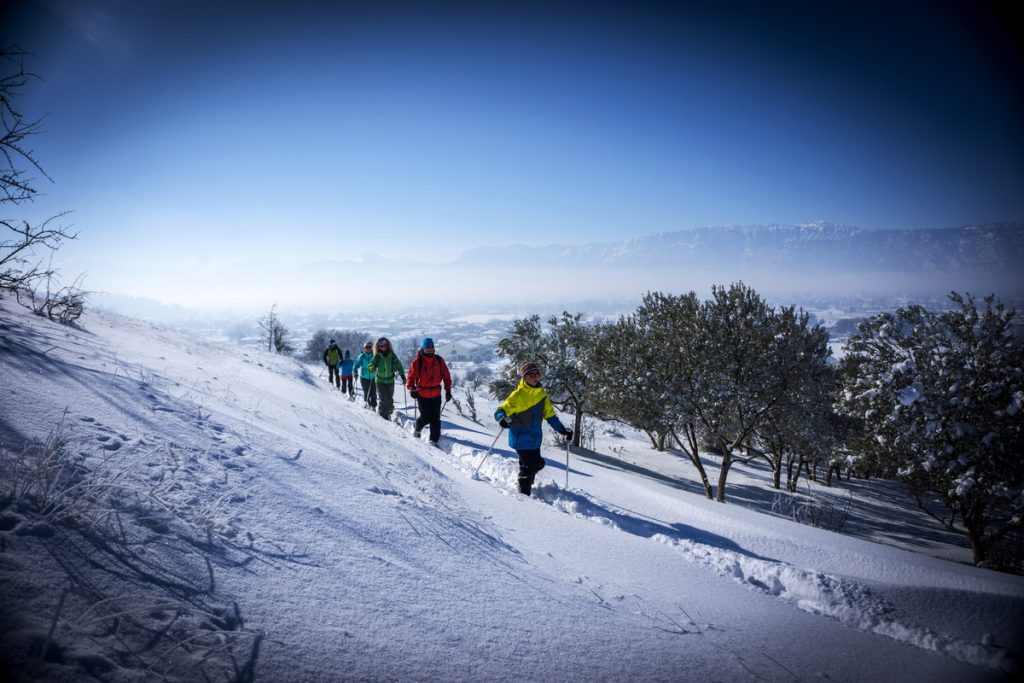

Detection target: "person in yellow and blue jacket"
[494, 362, 573, 496]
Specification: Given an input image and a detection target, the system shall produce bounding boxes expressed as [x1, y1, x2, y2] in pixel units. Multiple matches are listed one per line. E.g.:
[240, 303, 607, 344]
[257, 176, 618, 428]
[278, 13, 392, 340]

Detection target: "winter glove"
[445, 391, 452, 402]
[499, 416, 512, 429]
[410, 389, 420, 399]
[563, 429, 574, 441]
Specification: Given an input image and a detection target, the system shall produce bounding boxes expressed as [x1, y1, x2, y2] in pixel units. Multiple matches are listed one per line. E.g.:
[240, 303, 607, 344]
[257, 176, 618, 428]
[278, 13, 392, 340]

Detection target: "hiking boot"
[413, 430, 422, 438]
[430, 440, 439, 448]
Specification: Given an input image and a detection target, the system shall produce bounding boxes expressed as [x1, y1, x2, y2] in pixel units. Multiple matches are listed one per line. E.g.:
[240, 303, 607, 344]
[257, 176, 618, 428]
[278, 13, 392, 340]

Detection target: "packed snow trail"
[431, 436, 1016, 672]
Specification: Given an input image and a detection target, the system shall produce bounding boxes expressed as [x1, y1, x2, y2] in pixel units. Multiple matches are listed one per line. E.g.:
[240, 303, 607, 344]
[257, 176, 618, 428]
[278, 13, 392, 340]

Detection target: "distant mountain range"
[458, 221, 1024, 275]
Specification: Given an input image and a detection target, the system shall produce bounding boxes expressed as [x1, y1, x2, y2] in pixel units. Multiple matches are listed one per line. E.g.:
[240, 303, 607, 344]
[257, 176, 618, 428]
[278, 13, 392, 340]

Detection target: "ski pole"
[474, 429, 505, 476]
[439, 398, 449, 417]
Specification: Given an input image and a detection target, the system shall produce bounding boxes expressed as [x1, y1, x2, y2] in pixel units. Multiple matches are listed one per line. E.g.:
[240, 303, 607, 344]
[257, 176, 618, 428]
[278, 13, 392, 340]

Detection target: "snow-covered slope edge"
[461, 444, 1017, 671]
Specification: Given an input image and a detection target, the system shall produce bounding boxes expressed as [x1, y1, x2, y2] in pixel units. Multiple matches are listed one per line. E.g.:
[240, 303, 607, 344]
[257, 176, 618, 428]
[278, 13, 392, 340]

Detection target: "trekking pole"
[473, 429, 505, 476]
[439, 398, 449, 417]
[318, 365, 326, 379]
[565, 438, 571, 489]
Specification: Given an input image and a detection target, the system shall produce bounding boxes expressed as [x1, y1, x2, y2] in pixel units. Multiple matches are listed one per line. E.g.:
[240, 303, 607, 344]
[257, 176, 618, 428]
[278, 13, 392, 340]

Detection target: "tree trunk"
[788, 457, 803, 493]
[964, 505, 988, 566]
[657, 430, 667, 451]
[573, 407, 583, 448]
[716, 437, 732, 503]
[672, 426, 713, 499]
[825, 463, 834, 487]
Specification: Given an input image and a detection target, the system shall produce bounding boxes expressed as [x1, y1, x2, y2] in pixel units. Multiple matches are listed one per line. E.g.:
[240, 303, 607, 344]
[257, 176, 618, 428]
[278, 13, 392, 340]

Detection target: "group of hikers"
[323, 336, 453, 445]
[322, 338, 573, 496]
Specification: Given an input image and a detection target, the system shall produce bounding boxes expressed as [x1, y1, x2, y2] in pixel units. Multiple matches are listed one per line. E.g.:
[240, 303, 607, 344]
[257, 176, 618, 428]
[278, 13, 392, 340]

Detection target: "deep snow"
[1, 303, 1022, 682]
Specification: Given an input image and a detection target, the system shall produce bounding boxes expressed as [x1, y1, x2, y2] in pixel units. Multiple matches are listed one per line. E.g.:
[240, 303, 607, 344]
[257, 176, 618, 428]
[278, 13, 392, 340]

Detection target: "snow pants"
[415, 395, 442, 443]
[376, 382, 396, 420]
[515, 449, 546, 496]
[361, 377, 377, 408]
[327, 364, 340, 388]
[341, 375, 354, 396]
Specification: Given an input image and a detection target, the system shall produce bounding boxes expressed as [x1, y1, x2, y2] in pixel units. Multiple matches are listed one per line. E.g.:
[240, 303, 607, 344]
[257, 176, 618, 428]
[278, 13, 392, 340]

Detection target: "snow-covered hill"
[1, 303, 1022, 681]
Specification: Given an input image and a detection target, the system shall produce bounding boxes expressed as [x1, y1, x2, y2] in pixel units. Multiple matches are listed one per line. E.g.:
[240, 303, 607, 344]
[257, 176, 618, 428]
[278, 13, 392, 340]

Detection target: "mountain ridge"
[457, 221, 1024, 274]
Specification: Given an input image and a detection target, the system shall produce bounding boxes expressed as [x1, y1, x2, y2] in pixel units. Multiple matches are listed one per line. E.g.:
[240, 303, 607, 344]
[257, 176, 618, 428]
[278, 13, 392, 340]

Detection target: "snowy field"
[1, 303, 1022, 682]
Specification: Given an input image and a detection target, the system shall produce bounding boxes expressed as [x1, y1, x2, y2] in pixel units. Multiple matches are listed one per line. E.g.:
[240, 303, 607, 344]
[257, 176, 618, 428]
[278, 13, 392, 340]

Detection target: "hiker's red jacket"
[406, 351, 452, 400]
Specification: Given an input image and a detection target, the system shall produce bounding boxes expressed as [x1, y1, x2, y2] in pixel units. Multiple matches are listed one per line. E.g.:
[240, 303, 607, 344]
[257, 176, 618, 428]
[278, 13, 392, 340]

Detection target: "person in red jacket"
[406, 337, 452, 446]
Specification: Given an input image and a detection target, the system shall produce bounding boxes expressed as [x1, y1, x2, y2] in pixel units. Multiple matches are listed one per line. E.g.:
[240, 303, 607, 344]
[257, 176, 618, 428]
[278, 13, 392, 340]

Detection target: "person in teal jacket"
[494, 361, 572, 496]
[368, 336, 405, 421]
[353, 341, 377, 408]
[338, 350, 356, 398]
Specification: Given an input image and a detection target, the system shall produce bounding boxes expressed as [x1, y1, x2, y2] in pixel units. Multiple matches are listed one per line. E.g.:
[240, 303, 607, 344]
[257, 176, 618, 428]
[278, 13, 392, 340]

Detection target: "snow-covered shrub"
[0, 418, 263, 678]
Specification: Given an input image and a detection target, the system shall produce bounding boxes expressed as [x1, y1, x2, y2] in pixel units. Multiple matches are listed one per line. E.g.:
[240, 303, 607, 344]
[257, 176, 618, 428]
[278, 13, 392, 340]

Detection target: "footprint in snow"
[366, 486, 401, 497]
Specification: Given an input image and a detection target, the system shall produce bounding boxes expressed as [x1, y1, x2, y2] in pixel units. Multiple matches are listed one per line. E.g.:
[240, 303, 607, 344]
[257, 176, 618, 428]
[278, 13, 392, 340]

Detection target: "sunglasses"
[526, 371, 541, 377]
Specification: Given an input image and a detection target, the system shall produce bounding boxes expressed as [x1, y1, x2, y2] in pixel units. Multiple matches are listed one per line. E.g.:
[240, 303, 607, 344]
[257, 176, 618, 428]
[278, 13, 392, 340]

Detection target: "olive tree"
[838, 293, 1023, 569]
[691, 284, 831, 503]
[490, 312, 601, 446]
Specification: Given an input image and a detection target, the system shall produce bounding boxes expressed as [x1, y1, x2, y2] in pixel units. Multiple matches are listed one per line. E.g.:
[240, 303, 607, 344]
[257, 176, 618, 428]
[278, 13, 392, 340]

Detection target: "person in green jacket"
[368, 336, 405, 421]
[322, 340, 341, 389]
[353, 341, 377, 409]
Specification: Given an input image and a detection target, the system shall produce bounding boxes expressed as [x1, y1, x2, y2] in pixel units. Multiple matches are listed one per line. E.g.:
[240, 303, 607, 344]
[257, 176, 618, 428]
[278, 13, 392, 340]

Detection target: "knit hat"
[519, 362, 541, 378]
[344, 350, 350, 358]
[421, 337, 434, 350]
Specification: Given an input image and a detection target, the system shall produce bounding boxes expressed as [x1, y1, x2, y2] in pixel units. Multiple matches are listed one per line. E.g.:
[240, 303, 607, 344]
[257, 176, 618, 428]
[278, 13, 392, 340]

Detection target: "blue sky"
[4, 0, 1023, 311]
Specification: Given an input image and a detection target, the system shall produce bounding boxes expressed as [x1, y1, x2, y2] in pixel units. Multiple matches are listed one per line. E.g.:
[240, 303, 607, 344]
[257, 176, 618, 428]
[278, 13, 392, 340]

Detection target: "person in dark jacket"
[494, 362, 572, 496]
[323, 340, 341, 389]
[406, 337, 452, 446]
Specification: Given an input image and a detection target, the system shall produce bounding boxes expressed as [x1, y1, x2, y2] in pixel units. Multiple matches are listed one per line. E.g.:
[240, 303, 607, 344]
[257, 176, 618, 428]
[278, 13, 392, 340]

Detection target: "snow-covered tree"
[752, 312, 835, 491]
[589, 315, 676, 451]
[490, 314, 545, 400]
[693, 284, 831, 503]
[1, 46, 84, 320]
[258, 304, 293, 355]
[838, 293, 1024, 569]
[591, 292, 716, 499]
[491, 312, 600, 446]
[589, 287, 830, 502]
